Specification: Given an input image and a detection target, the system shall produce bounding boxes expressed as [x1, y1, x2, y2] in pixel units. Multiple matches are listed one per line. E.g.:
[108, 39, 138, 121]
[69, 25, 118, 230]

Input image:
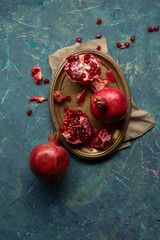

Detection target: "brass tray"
[49, 50, 131, 160]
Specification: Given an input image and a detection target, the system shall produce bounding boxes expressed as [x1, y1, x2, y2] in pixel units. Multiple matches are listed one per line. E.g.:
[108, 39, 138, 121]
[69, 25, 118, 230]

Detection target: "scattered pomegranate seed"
[154, 26, 159, 31]
[27, 110, 32, 116]
[44, 79, 49, 84]
[96, 34, 102, 39]
[97, 45, 101, 50]
[97, 19, 102, 25]
[116, 42, 122, 48]
[124, 43, 130, 48]
[130, 36, 135, 42]
[148, 27, 154, 32]
[64, 106, 69, 112]
[76, 38, 82, 43]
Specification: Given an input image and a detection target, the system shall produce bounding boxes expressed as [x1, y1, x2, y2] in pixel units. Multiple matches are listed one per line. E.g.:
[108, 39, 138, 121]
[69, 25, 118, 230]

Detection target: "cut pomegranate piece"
[96, 34, 102, 39]
[96, 45, 101, 50]
[106, 70, 116, 83]
[31, 66, 43, 84]
[116, 42, 122, 48]
[29, 96, 48, 103]
[86, 128, 111, 150]
[88, 77, 109, 92]
[76, 86, 88, 105]
[130, 36, 135, 42]
[60, 109, 92, 144]
[148, 27, 154, 32]
[64, 53, 101, 85]
[76, 38, 82, 43]
[97, 19, 102, 24]
[154, 26, 159, 31]
[27, 110, 32, 116]
[53, 91, 71, 104]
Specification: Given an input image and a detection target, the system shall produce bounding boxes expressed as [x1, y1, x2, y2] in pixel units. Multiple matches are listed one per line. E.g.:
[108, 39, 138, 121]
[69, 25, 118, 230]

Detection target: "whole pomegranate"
[60, 109, 92, 144]
[64, 53, 101, 84]
[90, 88, 128, 124]
[29, 132, 69, 181]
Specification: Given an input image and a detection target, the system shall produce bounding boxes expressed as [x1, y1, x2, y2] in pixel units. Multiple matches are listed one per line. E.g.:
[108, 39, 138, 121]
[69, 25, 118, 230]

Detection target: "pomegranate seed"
[130, 36, 135, 42]
[68, 96, 71, 101]
[154, 26, 159, 31]
[44, 79, 49, 84]
[27, 110, 32, 116]
[148, 27, 154, 32]
[97, 45, 101, 50]
[64, 106, 69, 112]
[116, 42, 122, 48]
[96, 34, 102, 39]
[76, 38, 82, 43]
[97, 19, 102, 25]
[124, 43, 130, 48]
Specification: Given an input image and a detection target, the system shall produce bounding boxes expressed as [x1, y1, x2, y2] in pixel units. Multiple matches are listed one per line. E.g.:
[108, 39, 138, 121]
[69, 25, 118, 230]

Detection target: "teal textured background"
[0, 0, 160, 239]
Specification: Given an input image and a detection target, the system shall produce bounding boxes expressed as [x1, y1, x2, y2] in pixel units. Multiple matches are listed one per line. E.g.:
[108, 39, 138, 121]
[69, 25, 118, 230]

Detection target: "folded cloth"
[49, 38, 155, 150]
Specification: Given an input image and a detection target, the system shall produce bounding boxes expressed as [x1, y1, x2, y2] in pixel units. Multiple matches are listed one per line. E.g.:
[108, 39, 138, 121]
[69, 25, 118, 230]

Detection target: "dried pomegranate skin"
[60, 109, 92, 144]
[90, 88, 128, 124]
[64, 53, 101, 85]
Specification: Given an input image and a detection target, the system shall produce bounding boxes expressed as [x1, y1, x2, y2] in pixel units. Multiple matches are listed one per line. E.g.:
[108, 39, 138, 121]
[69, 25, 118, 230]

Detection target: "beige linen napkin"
[49, 38, 155, 150]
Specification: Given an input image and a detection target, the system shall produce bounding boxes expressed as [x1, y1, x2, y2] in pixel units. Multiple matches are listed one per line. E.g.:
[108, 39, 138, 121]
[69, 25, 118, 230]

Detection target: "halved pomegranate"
[64, 53, 101, 85]
[59, 109, 92, 144]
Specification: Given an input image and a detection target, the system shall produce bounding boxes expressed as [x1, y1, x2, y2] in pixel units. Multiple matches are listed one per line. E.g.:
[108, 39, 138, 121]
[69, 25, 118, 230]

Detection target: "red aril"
[64, 106, 69, 112]
[148, 27, 154, 32]
[76, 38, 82, 43]
[64, 53, 101, 84]
[96, 34, 102, 39]
[60, 109, 92, 144]
[124, 43, 130, 48]
[29, 132, 69, 181]
[97, 19, 102, 24]
[97, 45, 101, 50]
[44, 79, 49, 84]
[116, 42, 122, 48]
[130, 36, 135, 42]
[90, 88, 128, 124]
[31, 66, 43, 84]
[154, 26, 159, 31]
[27, 110, 32, 116]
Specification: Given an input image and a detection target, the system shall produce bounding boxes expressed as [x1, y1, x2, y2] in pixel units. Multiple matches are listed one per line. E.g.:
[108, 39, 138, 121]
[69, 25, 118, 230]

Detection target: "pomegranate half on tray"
[49, 50, 131, 160]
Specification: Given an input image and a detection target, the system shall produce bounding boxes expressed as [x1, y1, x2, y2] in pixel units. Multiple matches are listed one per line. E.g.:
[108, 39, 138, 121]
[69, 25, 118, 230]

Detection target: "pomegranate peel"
[31, 66, 43, 84]
[106, 70, 116, 83]
[29, 96, 48, 103]
[53, 91, 71, 104]
[90, 88, 128, 124]
[60, 109, 92, 144]
[88, 77, 109, 92]
[76, 86, 88, 105]
[29, 132, 69, 181]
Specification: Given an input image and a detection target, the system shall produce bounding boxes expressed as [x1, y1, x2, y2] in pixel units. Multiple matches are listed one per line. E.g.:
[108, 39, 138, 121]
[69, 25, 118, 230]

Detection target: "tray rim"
[49, 50, 131, 160]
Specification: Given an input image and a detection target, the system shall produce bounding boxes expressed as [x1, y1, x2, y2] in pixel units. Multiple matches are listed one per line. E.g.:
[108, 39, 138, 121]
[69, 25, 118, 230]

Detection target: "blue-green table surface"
[0, 0, 160, 239]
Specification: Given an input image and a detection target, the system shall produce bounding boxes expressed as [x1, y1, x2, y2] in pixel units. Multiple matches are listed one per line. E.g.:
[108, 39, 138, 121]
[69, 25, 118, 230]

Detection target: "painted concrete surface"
[0, 0, 160, 239]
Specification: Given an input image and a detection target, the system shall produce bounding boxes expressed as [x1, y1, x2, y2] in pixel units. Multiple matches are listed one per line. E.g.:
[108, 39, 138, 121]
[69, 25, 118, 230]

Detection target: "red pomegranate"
[60, 109, 92, 144]
[90, 88, 128, 124]
[29, 132, 69, 181]
[64, 53, 101, 84]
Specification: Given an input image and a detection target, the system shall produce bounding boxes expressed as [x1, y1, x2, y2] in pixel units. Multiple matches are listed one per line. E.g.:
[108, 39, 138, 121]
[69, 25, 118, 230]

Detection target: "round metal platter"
[49, 50, 131, 160]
